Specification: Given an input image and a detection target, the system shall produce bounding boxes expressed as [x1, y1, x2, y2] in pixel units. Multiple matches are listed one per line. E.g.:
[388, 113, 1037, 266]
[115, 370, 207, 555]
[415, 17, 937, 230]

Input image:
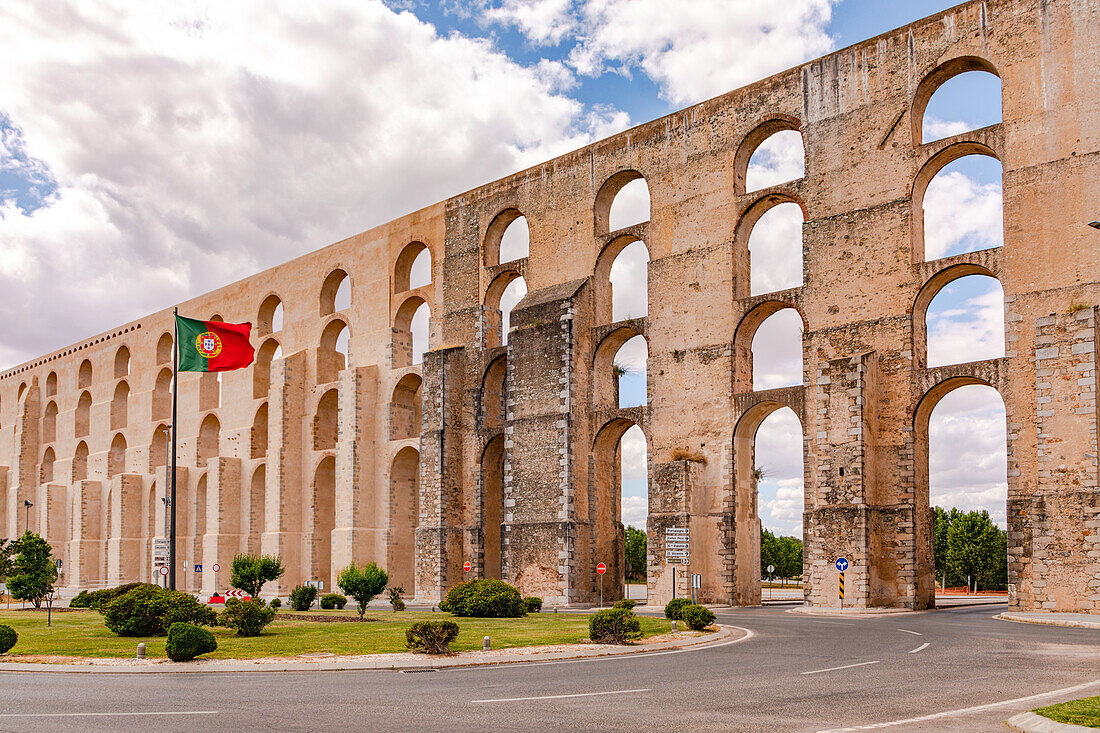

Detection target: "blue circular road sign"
[835, 557, 849, 572]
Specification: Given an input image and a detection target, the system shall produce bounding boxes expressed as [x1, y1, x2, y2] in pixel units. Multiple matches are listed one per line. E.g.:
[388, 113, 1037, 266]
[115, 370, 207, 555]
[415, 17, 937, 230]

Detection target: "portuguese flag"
[175, 315, 255, 372]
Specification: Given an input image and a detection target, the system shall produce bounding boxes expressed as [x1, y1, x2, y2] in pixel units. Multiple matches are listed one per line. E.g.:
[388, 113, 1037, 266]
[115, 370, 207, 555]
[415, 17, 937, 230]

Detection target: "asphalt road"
[0, 604, 1096, 732]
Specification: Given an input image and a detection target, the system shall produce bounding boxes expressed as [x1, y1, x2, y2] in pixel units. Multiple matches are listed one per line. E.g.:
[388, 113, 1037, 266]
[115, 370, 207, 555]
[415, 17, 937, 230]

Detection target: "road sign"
[55, 559, 63, 569]
[666, 541, 690, 549]
[664, 527, 689, 536]
[463, 561, 471, 572]
[691, 573, 701, 588]
[596, 562, 607, 575]
[766, 564, 775, 574]
[225, 588, 251, 598]
[159, 566, 169, 576]
[212, 563, 220, 573]
[194, 564, 202, 573]
[665, 550, 690, 558]
[835, 557, 849, 572]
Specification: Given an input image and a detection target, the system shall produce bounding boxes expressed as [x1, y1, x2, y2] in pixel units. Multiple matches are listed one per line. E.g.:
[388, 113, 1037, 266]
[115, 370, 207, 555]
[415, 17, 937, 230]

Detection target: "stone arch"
[589, 417, 644, 603]
[733, 301, 807, 392]
[193, 473, 207, 590]
[319, 267, 350, 317]
[390, 373, 422, 441]
[153, 367, 172, 421]
[150, 423, 169, 471]
[17, 382, 26, 402]
[110, 380, 129, 430]
[483, 208, 529, 267]
[480, 356, 507, 432]
[199, 370, 220, 412]
[388, 446, 420, 592]
[251, 403, 268, 459]
[480, 434, 505, 580]
[393, 296, 429, 368]
[45, 371, 57, 397]
[394, 241, 432, 292]
[592, 327, 644, 412]
[313, 388, 339, 451]
[311, 455, 336, 587]
[734, 116, 803, 195]
[75, 390, 92, 438]
[108, 432, 127, 478]
[734, 194, 807, 298]
[73, 441, 89, 481]
[911, 141, 1001, 262]
[156, 332, 173, 365]
[197, 413, 220, 467]
[912, 56, 1000, 145]
[594, 170, 648, 235]
[41, 446, 55, 484]
[249, 464, 266, 555]
[253, 337, 281, 398]
[913, 265, 1003, 369]
[318, 318, 349, 384]
[593, 234, 648, 324]
[114, 345, 130, 378]
[43, 400, 58, 443]
[257, 293, 283, 336]
[78, 359, 92, 389]
[483, 271, 526, 348]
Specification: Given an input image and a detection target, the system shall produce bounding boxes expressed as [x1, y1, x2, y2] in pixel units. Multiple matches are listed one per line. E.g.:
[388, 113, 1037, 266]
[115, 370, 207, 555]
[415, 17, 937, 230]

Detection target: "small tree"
[0, 536, 22, 582]
[230, 553, 285, 598]
[8, 532, 56, 610]
[624, 526, 646, 582]
[338, 562, 389, 619]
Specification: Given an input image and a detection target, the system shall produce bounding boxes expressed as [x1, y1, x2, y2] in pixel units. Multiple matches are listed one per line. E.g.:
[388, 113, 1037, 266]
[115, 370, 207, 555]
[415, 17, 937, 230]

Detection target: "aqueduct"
[0, 0, 1097, 611]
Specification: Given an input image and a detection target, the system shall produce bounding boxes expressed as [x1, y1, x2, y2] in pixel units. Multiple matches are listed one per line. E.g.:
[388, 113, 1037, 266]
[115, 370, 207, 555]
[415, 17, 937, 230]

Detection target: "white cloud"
[927, 278, 1004, 367]
[620, 423, 647, 481]
[614, 334, 647, 373]
[924, 169, 1003, 260]
[500, 276, 527, 344]
[748, 202, 803, 295]
[609, 239, 649, 320]
[752, 308, 803, 389]
[621, 493, 647, 528]
[755, 408, 804, 536]
[0, 0, 631, 368]
[922, 116, 969, 141]
[484, 0, 576, 46]
[745, 130, 805, 192]
[607, 177, 649, 231]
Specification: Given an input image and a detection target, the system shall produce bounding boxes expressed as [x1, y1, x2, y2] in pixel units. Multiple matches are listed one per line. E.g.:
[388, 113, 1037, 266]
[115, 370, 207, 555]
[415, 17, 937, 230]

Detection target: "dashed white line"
[907, 642, 930, 654]
[896, 629, 922, 636]
[800, 661, 880, 675]
[471, 688, 650, 704]
[0, 711, 219, 719]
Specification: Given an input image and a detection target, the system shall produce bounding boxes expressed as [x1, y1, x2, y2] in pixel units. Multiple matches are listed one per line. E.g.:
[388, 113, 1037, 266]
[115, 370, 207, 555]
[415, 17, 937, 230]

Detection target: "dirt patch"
[275, 613, 379, 623]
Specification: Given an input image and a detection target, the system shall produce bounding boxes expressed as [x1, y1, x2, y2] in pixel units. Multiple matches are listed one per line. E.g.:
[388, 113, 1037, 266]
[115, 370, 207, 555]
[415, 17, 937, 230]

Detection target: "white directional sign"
[665, 526, 690, 564]
[666, 542, 690, 549]
[665, 550, 690, 558]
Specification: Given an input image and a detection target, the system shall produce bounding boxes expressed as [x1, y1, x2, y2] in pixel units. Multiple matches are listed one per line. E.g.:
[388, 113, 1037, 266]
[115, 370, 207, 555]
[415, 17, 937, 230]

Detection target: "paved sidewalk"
[997, 612, 1100, 630]
[1007, 711, 1096, 732]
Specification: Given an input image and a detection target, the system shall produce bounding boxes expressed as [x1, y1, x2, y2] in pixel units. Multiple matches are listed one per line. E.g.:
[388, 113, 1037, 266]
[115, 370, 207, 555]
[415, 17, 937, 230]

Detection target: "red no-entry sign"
[463, 561, 471, 572]
[596, 562, 607, 575]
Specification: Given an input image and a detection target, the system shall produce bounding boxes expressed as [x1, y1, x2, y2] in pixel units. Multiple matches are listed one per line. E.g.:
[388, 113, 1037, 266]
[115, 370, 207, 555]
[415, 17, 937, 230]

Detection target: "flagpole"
[169, 307, 179, 591]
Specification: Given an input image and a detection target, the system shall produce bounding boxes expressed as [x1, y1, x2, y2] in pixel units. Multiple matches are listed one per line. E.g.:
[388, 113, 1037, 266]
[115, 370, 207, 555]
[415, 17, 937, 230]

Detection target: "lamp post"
[23, 500, 33, 534]
[160, 426, 171, 587]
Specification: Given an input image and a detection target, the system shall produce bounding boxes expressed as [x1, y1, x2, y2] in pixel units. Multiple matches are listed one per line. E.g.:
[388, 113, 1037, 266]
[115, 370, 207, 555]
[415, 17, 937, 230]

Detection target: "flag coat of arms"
[175, 315, 255, 372]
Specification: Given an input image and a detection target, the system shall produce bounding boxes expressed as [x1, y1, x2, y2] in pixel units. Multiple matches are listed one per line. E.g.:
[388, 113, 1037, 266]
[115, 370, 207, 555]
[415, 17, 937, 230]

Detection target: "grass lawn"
[1033, 696, 1100, 727]
[0, 609, 672, 660]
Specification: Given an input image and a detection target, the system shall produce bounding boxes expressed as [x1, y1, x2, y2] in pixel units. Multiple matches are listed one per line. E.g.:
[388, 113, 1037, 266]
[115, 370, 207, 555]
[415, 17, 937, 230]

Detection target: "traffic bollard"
[671, 620, 677, 632]
[483, 636, 491, 651]
[136, 642, 146, 659]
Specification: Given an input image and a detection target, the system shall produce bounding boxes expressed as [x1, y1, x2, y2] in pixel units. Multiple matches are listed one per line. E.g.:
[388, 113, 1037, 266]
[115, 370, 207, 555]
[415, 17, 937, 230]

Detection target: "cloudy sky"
[0, 1, 1007, 534]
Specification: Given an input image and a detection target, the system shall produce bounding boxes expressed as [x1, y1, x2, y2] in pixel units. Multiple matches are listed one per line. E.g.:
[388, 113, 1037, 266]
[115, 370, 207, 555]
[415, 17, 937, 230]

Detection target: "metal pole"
[169, 308, 179, 591]
[599, 573, 603, 609]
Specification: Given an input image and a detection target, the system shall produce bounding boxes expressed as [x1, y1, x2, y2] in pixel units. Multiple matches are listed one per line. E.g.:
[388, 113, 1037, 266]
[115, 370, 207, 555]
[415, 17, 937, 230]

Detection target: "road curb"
[1007, 711, 1095, 732]
[786, 606, 916, 617]
[0, 624, 745, 674]
[996, 613, 1100, 630]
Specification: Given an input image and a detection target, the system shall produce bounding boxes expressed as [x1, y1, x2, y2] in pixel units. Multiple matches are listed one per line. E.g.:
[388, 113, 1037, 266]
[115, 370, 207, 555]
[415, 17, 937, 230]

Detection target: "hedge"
[663, 597, 692, 620]
[680, 604, 716, 631]
[589, 608, 642, 645]
[0, 625, 16, 654]
[165, 622, 217, 662]
[439, 580, 526, 618]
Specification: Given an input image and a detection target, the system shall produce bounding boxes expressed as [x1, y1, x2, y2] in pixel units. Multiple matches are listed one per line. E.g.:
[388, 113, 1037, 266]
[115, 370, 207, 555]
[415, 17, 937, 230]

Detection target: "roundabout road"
[0, 604, 1096, 732]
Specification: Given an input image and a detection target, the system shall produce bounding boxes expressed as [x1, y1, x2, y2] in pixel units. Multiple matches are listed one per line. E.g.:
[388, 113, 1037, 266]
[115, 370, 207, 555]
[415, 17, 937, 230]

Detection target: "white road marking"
[907, 642, 930, 654]
[897, 629, 922, 636]
[0, 711, 219, 718]
[800, 661, 880, 675]
[471, 688, 650, 704]
[816, 678, 1100, 732]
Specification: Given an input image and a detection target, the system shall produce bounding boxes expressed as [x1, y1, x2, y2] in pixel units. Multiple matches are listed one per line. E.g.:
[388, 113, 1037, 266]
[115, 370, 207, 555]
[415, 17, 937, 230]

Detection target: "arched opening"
[916, 379, 1007, 599]
[390, 374, 422, 441]
[393, 297, 429, 369]
[924, 274, 1004, 368]
[153, 368, 172, 420]
[735, 119, 804, 194]
[150, 424, 168, 471]
[745, 200, 804, 295]
[311, 456, 336, 587]
[110, 381, 129, 430]
[594, 170, 648, 234]
[108, 433, 127, 478]
[592, 419, 647, 604]
[43, 400, 57, 443]
[913, 57, 1000, 144]
[751, 309, 804, 390]
[592, 328, 644, 412]
[253, 338, 281, 398]
[388, 446, 420, 592]
[480, 356, 507, 432]
[251, 403, 268, 459]
[610, 241, 649, 322]
[614, 336, 648, 409]
[313, 388, 338, 451]
[17, 382, 26, 402]
[318, 319, 349, 384]
[395, 241, 432, 292]
[114, 346, 130, 378]
[484, 272, 527, 348]
[483, 209, 529, 267]
[249, 465, 266, 555]
[481, 435, 505, 580]
[78, 359, 92, 389]
[157, 332, 173, 365]
[320, 268, 351, 316]
[921, 153, 1003, 261]
[197, 414, 220, 467]
[75, 391, 92, 438]
[257, 294, 283, 336]
[193, 474, 207, 592]
[73, 441, 89, 482]
[45, 371, 57, 397]
[41, 447, 55, 484]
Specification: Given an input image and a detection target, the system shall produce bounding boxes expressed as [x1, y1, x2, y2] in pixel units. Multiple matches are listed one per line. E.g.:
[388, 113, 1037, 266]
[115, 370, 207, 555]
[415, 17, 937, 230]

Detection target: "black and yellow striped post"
[839, 571, 845, 609]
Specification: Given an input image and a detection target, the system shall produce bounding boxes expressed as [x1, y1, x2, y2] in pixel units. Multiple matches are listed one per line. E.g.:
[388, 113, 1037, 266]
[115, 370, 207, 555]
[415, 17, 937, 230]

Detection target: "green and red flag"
[175, 315, 255, 372]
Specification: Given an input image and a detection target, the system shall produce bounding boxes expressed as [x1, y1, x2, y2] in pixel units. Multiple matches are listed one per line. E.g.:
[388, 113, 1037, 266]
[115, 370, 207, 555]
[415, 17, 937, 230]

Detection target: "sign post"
[212, 563, 220, 593]
[835, 557, 849, 609]
[596, 562, 606, 607]
[665, 527, 689, 599]
[463, 560, 471, 581]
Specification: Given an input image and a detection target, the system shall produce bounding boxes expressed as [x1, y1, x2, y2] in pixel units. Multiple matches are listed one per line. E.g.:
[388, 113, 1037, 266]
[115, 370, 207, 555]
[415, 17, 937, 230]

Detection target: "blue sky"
[0, 0, 1008, 538]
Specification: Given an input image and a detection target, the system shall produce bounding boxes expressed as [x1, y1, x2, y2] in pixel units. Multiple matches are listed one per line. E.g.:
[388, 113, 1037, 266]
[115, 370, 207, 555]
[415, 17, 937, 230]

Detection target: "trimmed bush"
[270, 598, 281, 609]
[406, 620, 459, 654]
[165, 622, 217, 662]
[388, 587, 405, 612]
[162, 590, 217, 628]
[218, 598, 275, 636]
[0, 625, 16, 654]
[319, 593, 347, 611]
[664, 597, 691, 620]
[102, 586, 215, 637]
[72, 582, 154, 611]
[440, 580, 526, 618]
[289, 585, 318, 611]
[523, 596, 543, 613]
[589, 608, 642, 645]
[613, 599, 636, 611]
[680, 604, 716, 631]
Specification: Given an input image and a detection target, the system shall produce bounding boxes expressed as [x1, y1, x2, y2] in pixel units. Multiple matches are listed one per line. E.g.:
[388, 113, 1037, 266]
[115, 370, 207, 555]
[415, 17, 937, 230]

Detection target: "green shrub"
[680, 604, 716, 631]
[319, 593, 347, 610]
[102, 586, 215, 637]
[406, 620, 459, 654]
[0, 625, 16, 654]
[68, 590, 91, 608]
[165, 622, 217, 662]
[218, 598, 275, 636]
[161, 591, 217, 628]
[440, 580, 526, 618]
[589, 608, 642, 644]
[613, 599, 636, 611]
[270, 597, 281, 609]
[289, 585, 318, 611]
[523, 596, 543, 613]
[338, 562, 389, 619]
[73, 582, 155, 611]
[664, 597, 691, 620]
[388, 587, 405, 612]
